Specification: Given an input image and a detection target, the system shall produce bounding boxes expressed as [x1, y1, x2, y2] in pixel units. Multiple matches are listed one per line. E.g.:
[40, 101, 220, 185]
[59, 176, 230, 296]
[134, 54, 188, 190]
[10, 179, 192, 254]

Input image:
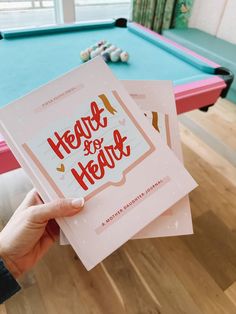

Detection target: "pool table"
[0, 18, 233, 174]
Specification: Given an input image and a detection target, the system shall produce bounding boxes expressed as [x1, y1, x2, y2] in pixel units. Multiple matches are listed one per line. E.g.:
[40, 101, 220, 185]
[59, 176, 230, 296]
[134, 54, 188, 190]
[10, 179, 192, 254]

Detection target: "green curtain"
[132, 0, 194, 34]
[172, 0, 194, 29]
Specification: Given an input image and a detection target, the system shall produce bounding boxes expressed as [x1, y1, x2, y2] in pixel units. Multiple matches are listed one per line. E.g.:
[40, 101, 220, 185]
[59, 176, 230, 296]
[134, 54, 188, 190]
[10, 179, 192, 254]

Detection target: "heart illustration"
[119, 118, 126, 126]
[57, 164, 65, 172]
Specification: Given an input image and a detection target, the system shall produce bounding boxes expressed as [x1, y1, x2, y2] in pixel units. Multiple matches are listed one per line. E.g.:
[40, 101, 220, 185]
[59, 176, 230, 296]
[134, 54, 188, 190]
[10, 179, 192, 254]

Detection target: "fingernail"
[72, 197, 85, 209]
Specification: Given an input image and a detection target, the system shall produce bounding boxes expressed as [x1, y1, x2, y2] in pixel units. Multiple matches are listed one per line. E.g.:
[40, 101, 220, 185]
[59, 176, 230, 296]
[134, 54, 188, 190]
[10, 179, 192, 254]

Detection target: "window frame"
[54, 0, 76, 24]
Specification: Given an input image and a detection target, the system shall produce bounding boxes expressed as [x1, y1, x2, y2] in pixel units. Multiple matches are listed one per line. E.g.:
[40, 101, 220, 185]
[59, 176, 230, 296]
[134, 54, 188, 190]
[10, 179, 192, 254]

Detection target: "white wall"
[188, 0, 236, 44]
[188, 0, 227, 35]
[216, 0, 236, 44]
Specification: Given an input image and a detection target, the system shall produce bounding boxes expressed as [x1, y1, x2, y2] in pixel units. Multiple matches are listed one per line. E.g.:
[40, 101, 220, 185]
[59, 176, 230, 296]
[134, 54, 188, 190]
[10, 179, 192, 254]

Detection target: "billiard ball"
[120, 51, 129, 62]
[102, 52, 110, 62]
[110, 48, 122, 62]
[104, 42, 111, 49]
[80, 50, 90, 62]
[97, 39, 106, 47]
[106, 45, 116, 53]
[87, 46, 93, 53]
[90, 49, 99, 58]
[96, 47, 104, 56]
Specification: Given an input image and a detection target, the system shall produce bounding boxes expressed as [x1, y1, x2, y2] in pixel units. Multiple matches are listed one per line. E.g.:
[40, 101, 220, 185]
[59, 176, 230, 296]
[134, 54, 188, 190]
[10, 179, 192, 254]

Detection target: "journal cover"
[0, 57, 197, 270]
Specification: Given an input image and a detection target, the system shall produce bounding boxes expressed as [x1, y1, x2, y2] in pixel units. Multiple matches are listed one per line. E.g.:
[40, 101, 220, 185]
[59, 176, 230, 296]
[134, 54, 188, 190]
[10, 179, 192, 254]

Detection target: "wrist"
[0, 258, 21, 302]
[0, 255, 21, 279]
[0, 240, 21, 279]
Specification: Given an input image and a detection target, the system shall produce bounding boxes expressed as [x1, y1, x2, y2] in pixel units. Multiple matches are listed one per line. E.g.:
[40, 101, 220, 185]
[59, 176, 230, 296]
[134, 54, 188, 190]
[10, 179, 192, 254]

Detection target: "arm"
[0, 189, 84, 303]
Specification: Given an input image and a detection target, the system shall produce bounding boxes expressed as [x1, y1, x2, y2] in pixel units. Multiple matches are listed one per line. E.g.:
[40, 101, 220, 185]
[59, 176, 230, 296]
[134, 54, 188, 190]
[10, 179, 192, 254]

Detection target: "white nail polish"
[72, 197, 85, 208]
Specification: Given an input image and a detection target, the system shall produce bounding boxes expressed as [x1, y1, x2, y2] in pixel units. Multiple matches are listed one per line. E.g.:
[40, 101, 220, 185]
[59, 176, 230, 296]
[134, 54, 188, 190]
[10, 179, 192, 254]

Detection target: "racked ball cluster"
[80, 40, 129, 63]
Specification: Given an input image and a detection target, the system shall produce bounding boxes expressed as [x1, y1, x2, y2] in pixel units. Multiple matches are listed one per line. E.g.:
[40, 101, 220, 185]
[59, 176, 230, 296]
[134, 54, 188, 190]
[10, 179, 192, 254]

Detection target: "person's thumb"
[29, 197, 85, 223]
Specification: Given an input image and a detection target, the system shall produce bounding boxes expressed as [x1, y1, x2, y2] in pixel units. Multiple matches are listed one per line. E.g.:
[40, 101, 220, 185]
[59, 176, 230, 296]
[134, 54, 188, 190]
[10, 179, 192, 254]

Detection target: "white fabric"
[189, 0, 227, 35]
[216, 0, 236, 44]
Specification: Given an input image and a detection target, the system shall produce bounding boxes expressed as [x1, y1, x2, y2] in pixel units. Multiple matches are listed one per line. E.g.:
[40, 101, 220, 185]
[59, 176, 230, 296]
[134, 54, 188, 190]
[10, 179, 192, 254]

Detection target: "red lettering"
[47, 131, 71, 159]
[84, 138, 104, 156]
[90, 101, 107, 129]
[47, 101, 107, 159]
[71, 130, 131, 190]
[83, 140, 93, 156]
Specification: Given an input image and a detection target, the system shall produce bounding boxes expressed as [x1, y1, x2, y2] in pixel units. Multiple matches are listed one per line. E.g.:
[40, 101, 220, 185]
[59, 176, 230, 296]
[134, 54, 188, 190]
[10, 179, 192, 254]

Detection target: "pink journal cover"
[123, 81, 193, 238]
[60, 80, 193, 245]
[0, 57, 197, 270]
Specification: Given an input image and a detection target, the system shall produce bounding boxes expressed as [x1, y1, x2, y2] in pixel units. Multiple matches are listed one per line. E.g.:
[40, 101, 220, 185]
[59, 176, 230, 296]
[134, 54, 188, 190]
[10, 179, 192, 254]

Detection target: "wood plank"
[5, 281, 47, 314]
[65, 246, 125, 314]
[0, 305, 7, 314]
[183, 210, 236, 290]
[151, 237, 236, 314]
[34, 245, 94, 314]
[102, 247, 161, 314]
[124, 240, 202, 314]
[186, 104, 236, 149]
[225, 282, 236, 307]
[181, 143, 236, 230]
[33, 243, 124, 314]
[179, 123, 236, 187]
[205, 99, 236, 124]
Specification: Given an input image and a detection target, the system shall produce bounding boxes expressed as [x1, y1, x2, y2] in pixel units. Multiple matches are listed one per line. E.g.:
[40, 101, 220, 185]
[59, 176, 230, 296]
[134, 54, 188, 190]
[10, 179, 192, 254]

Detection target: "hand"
[0, 189, 84, 278]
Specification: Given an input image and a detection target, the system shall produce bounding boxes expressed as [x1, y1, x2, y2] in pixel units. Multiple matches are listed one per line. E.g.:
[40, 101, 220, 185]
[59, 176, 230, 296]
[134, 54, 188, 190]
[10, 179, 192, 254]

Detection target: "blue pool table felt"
[0, 21, 216, 108]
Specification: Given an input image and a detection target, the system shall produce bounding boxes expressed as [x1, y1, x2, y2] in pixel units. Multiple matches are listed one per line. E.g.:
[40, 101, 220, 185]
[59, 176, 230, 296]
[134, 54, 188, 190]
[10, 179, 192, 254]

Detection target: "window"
[0, 0, 131, 29]
[0, 0, 55, 29]
[75, 0, 131, 22]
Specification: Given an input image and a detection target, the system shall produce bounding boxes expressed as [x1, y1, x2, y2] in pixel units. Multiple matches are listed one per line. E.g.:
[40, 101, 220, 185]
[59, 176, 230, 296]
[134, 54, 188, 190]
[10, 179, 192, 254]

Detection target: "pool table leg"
[199, 104, 214, 112]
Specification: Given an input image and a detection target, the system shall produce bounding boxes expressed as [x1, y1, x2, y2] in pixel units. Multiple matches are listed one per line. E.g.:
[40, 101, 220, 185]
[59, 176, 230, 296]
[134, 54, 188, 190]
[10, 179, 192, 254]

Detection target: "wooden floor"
[0, 98, 236, 314]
